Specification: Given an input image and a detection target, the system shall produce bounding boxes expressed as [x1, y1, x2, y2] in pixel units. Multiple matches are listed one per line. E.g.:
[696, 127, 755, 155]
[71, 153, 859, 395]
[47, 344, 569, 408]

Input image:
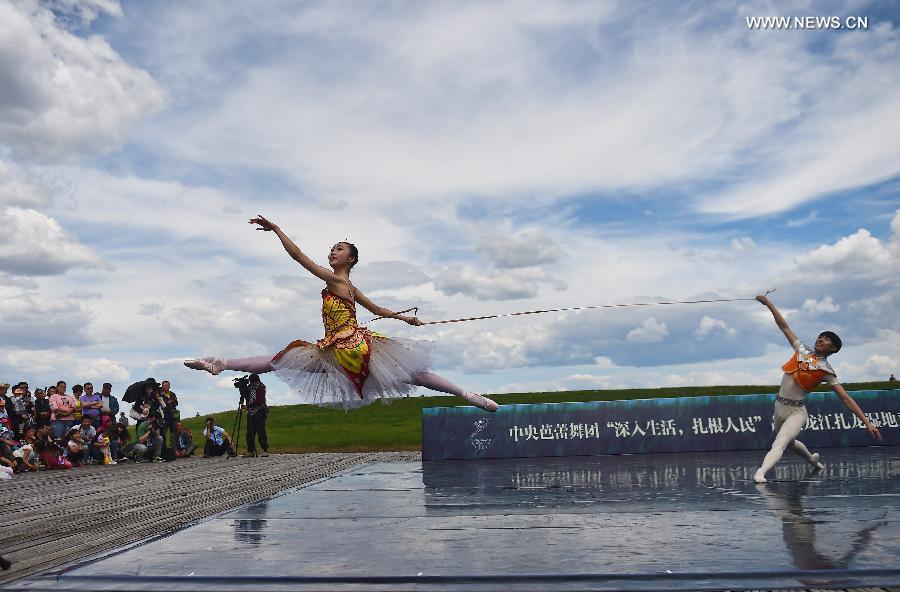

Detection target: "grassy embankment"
[180, 381, 898, 454]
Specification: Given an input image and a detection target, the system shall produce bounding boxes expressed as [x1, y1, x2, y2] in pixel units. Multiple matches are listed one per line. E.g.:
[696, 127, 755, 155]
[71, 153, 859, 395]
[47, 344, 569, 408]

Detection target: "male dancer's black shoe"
[0, 555, 12, 570]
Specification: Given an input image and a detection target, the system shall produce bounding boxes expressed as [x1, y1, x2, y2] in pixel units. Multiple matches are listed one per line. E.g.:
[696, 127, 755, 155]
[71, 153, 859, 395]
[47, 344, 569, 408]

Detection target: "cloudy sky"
[1, 0, 898, 416]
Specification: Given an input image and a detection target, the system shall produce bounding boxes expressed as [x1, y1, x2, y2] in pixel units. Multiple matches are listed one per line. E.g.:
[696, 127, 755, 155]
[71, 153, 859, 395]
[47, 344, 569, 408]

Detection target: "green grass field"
[178, 381, 899, 454]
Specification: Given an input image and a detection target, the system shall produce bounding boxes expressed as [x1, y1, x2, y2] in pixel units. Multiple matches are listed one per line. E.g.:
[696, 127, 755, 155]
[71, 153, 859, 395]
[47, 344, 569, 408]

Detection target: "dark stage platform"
[10, 447, 900, 591]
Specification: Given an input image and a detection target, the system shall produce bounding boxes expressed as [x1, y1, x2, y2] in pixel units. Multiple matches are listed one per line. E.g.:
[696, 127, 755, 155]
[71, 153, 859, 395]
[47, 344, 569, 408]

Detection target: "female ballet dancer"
[753, 294, 881, 483]
[185, 215, 498, 412]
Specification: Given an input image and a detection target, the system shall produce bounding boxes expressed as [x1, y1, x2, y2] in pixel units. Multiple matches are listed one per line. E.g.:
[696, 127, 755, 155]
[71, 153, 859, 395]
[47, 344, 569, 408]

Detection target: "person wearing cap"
[753, 294, 883, 483]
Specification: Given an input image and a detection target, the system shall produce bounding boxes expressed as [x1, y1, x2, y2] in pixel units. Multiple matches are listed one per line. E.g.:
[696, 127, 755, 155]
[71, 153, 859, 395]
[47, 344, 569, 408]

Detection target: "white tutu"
[272, 336, 434, 410]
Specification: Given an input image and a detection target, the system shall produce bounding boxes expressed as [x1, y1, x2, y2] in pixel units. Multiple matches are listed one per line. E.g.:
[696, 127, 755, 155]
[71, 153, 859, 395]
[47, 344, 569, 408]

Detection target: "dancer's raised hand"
[403, 316, 423, 326]
[250, 215, 279, 231]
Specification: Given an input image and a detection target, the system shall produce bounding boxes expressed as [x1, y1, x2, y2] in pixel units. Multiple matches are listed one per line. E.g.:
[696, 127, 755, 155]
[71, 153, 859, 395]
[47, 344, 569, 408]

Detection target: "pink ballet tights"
[225, 356, 274, 374]
[409, 372, 464, 396]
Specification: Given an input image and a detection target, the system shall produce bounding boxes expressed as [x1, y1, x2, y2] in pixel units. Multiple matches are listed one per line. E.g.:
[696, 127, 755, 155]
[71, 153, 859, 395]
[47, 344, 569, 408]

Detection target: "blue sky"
[1, 0, 898, 416]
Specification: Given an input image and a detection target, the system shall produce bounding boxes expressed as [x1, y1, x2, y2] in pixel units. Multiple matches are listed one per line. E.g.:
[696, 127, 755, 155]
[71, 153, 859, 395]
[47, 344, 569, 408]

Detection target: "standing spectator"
[160, 380, 179, 445]
[11, 384, 33, 434]
[890, 374, 896, 382]
[243, 374, 269, 457]
[133, 416, 164, 463]
[71, 384, 84, 422]
[0, 383, 11, 420]
[0, 397, 10, 432]
[33, 388, 51, 427]
[118, 411, 129, 427]
[49, 382, 77, 439]
[80, 382, 102, 428]
[75, 417, 98, 463]
[99, 383, 119, 431]
[202, 417, 235, 458]
[173, 421, 198, 458]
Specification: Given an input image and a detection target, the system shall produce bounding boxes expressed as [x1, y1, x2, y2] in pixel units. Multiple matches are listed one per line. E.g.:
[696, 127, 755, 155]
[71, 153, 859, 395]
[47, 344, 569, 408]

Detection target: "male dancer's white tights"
[218, 358, 495, 409]
[755, 402, 821, 482]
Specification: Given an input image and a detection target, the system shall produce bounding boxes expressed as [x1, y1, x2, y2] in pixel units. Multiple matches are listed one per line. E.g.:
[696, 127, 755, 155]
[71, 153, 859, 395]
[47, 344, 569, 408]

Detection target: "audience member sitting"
[173, 421, 198, 458]
[34, 424, 71, 470]
[111, 422, 130, 461]
[65, 427, 87, 466]
[202, 417, 235, 458]
[13, 425, 39, 471]
[133, 416, 164, 463]
[0, 426, 18, 471]
[75, 416, 98, 463]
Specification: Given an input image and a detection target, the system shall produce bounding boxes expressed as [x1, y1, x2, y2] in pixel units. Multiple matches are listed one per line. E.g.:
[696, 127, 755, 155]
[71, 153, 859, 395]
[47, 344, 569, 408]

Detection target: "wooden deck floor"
[0, 452, 420, 585]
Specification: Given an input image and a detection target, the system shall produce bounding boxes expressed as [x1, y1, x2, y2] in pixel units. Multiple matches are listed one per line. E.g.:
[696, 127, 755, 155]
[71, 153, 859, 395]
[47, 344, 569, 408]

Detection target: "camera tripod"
[228, 392, 245, 459]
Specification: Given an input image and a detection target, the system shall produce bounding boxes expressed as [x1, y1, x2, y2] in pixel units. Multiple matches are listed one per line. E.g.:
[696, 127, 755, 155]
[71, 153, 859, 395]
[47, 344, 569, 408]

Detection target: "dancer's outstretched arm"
[249, 215, 342, 284]
[832, 384, 883, 442]
[353, 288, 422, 326]
[757, 294, 798, 346]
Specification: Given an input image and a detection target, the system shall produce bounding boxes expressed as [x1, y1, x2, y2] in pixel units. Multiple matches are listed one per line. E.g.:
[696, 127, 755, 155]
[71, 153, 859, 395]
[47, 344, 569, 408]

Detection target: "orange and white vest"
[782, 342, 835, 392]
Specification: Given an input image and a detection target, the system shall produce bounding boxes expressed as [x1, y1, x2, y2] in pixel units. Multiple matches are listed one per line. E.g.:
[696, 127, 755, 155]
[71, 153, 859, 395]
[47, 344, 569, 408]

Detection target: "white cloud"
[0, 207, 102, 275]
[626, 318, 668, 343]
[433, 265, 565, 301]
[0, 0, 165, 162]
[802, 296, 840, 315]
[730, 236, 755, 252]
[694, 315, 736, 340]
[478, 228, 562, 269]
[0, 160, 49, 208]
[794, 229, 891, 271]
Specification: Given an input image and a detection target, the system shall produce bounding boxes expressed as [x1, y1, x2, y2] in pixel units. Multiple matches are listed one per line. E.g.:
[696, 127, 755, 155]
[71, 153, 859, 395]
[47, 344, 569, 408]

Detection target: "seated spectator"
[111, 422, 130, 461]
[80, 382, 102, 429]
[203, 417, 235, 458]
[0, 426, 17, 471]
[13, 425, 39, 471]
[33, 388, 51, 427]
[0, 397, 10, 432]
[75, 416, 98, 463]
[173, 421, 198, 458]
[65, 427, 87, 466]
[34, 424, 71, 470]
[133, 416, 164, 463]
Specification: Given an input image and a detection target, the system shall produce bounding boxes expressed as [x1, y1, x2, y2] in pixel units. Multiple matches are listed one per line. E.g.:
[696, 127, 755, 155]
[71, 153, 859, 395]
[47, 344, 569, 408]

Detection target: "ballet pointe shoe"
[184, 357, 226, 375]
[753, 469, 767, 483]
[809, 453, 825, 471]
[460, 391, 499, 412]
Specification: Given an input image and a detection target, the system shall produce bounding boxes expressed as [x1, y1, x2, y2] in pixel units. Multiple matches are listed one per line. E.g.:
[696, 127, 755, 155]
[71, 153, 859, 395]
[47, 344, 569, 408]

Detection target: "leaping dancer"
[185, 215, 498, 412]
[753, 294, 881, 483]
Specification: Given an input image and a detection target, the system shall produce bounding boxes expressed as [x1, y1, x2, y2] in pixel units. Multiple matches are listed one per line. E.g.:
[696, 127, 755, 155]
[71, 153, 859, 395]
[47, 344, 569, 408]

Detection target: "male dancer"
[754, 294, 882, 483]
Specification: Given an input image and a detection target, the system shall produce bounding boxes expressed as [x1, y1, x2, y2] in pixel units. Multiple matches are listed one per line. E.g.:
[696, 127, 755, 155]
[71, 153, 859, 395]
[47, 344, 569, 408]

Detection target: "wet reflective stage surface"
[13, 447, 900, 591]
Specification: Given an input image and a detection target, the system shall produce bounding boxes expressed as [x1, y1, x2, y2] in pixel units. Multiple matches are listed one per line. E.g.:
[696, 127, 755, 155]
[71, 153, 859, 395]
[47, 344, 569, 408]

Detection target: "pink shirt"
[49, 394, 77, 421]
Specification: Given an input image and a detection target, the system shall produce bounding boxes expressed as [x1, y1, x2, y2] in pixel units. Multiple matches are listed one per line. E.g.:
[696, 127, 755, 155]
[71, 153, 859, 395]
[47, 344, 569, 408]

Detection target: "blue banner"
[421, 390, 900, 460]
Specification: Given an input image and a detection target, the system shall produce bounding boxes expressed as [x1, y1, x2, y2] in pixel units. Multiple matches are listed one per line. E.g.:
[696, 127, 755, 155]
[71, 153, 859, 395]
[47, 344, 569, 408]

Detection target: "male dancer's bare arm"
[249, 215, 341, 284]
[757, 294, 798, 346]
[354, 289, 422, 326]
[832, 384, 883, 442]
